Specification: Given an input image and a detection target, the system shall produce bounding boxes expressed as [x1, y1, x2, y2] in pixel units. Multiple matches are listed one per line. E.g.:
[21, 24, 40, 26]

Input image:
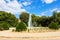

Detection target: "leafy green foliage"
[0, 11, 18, 27]
[58, 25, 60, 28]
[2, 23, 9, 30]
[0, 24, 3, 31]
[38, 24, 42, 27]
[19, 12, 29, 26]
[32, 14, 40, 27]
[0, 22, 10, 31]
[49, 22, 59, 30]
[51, 11, 60, 24]
[16, 22, 27, 32]
[31, 11, 60, 27]
[39, 16, 50, 27]
[0, 11, 60, 30]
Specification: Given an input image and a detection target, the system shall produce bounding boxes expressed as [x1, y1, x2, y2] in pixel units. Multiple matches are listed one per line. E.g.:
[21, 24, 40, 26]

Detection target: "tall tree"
[32, 14, 40, 27]
[19, 12, 29, 26]
[0, 11, 18, 27]
[52, 11, 60, 24]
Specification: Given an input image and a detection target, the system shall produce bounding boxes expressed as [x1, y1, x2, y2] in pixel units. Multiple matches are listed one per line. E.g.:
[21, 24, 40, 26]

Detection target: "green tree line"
[0, 11, 18, 27]
[20, 11, 60, 27]
[0, 11, 60, 28]
[0, 11, 60, 31]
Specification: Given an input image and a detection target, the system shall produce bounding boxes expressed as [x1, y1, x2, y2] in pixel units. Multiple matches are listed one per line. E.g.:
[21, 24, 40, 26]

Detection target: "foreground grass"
[25, 27, 60, 33]
[1, 27, 60, 33]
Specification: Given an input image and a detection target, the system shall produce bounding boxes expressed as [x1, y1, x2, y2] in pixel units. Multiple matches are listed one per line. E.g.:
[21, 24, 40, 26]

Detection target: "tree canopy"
[0, 11, 60, 28]
[19, 11, 60, 27]
[0, 11, 18, 27]
[19, 12, 29, 26]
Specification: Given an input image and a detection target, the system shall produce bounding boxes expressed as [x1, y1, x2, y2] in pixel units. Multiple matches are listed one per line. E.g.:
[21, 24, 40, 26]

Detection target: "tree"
[38, 11, 60, 27]
[0, 22, 10, 30]
[0, 11, 18, 27]
[39, 16, 49, 27]
[0, 24, 3, 31]
[32, 14, 40, 27]
[2, 23, 9, 30]
[56, 12, 60, 25]
[19, 12, 29, 26]
[16, 22, 27, 32]
[52, 11, 58, 22]
[51, 11, 60, 25]
[49, 22, 59, 30]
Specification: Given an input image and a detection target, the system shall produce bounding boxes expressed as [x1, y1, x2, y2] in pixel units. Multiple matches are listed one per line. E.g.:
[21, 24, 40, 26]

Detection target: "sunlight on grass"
[26, 27, 59, 33]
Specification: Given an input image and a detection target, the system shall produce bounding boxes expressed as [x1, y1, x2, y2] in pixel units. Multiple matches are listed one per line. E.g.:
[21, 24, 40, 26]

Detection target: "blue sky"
[0, 0, 60, 18]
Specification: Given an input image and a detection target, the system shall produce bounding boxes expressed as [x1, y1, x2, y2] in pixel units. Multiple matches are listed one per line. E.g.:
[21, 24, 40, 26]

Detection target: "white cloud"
[0, 0, 26, 14]
[40, 8, 59, 16]
[50, 8, 60, 12]
[22, 1, 32, 6]
[50, 8, 58, 12]
[57, 10, 60, 12]
[41, 0, 56, 4]
[40, 11, 48, 16]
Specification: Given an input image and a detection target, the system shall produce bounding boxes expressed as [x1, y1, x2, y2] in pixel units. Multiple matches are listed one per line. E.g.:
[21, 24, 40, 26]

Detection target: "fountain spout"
[28, 14, 31, 29]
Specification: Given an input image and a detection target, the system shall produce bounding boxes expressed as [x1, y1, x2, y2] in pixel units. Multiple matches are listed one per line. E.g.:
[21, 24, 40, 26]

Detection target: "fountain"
[28, 14, 32, 29]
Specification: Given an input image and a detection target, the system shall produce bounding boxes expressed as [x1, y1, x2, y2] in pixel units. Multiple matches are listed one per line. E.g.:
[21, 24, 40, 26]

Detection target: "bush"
[16, 22, 27, 32]
[49, 22, 59, 30]
[58, 25, 60, 28]
[2, 23, 9, 30]
[0, 23, 9, 31]
[38, 24, 42, 27]
[0, 24, 4, 31]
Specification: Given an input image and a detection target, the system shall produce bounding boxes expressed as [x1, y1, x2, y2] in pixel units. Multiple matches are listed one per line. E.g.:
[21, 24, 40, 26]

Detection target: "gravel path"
[0, 30, 60, 40]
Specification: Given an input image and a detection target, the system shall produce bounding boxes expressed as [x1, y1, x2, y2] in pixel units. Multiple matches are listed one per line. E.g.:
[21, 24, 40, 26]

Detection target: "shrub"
[38, 24, 42, 27]
[58, 25, 60, 28]
[0, 24, 4, 31]
[49, 22, 59, 30]
[0, 23, 10, 31]
[16, 22, 27, 32]
[2, 23, 9, 30]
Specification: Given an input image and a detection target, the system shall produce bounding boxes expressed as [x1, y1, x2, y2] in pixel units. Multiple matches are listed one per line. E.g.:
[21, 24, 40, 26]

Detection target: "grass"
[27, 27, 59, 33]
[7, 27, 60, 33]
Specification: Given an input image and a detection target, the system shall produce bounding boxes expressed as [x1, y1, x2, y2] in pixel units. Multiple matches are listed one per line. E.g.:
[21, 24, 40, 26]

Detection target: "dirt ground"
[0, 28, 60, 40]
[0, 31, 60, 40]
[0, 37, 60, 40]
